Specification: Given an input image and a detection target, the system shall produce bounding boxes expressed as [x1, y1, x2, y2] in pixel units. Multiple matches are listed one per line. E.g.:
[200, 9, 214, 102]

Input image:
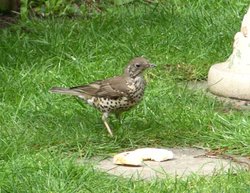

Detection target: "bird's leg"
[102, 112, 113, 137]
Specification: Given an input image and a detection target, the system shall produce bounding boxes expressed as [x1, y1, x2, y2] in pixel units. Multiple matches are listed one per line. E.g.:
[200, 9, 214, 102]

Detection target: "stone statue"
[208, 6, 250, 100]
[229, 7, 250, 68]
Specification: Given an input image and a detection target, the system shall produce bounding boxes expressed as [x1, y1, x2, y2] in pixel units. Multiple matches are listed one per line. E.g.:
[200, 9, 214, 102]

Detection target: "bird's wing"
[70, 76, 129, 99]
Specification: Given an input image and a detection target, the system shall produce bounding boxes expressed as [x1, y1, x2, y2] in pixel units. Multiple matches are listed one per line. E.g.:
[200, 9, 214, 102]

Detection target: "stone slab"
[78, 148, 248, 180]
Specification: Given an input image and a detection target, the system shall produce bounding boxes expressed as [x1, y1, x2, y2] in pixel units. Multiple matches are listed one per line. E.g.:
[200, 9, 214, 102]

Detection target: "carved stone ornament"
[208, 7, 250, 100]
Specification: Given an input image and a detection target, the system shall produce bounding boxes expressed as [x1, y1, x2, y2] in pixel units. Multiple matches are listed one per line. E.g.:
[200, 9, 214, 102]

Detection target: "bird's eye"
[135, 63, 141, 67]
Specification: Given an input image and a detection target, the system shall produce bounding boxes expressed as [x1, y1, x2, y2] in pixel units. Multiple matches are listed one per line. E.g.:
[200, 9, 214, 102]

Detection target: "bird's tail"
[50, 87, 81, 96]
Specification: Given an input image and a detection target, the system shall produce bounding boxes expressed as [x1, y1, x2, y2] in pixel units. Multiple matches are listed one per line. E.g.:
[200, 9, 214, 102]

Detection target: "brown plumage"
[50, 57, 156, 136]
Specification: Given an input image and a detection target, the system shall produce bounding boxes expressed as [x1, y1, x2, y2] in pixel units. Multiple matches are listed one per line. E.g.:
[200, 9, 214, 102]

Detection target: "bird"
[50, 57, 156, 136]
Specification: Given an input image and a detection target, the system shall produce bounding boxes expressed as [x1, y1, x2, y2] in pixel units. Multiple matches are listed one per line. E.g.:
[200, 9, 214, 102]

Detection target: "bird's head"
[124, 57, 156, 78]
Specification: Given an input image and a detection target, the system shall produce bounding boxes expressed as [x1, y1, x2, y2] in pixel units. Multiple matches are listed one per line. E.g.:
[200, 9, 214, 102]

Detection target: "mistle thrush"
[50, 57, 156, 136]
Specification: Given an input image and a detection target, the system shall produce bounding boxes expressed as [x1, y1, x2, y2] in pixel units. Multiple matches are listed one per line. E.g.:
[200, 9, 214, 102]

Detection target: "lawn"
[0, 0, 250, 192]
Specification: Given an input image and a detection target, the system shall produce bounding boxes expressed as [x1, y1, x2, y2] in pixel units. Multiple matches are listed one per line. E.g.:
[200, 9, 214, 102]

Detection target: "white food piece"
[113, 148, 174, 166]
[113, 151, 143, 166]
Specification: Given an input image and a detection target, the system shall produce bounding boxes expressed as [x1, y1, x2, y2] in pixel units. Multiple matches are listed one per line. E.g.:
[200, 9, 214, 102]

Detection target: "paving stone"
[78, 148, 248, 180]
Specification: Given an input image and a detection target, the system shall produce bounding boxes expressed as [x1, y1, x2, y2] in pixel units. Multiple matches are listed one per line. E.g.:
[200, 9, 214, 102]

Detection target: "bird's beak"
[149, 63, 156, 68]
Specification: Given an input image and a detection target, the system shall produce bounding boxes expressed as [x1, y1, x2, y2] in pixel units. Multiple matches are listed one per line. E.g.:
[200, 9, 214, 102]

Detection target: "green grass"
[1, 1, 250, 192]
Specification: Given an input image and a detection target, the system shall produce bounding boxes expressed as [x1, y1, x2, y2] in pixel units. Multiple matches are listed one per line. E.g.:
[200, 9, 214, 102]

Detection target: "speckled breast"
[88, 77, 146, 113]
[128, 76, 146, 102]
